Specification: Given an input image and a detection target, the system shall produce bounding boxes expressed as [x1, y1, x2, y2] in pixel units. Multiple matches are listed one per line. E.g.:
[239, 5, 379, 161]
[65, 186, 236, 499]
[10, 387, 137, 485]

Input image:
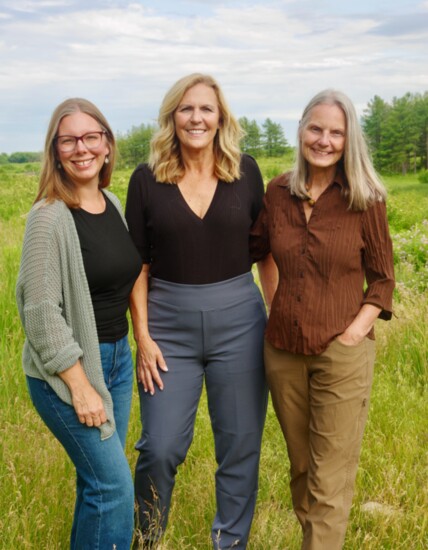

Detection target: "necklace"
[305, 185, 316, 207]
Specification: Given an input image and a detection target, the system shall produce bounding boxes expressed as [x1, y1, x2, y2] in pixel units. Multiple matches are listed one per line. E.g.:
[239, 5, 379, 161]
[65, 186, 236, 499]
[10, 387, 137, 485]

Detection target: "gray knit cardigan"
[16, 190, 128, 440]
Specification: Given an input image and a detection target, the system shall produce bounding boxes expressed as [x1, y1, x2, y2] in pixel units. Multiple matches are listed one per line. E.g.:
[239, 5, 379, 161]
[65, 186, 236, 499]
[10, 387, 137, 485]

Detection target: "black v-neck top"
[125, 154, 264, 284]
[71, 193, 143, 342]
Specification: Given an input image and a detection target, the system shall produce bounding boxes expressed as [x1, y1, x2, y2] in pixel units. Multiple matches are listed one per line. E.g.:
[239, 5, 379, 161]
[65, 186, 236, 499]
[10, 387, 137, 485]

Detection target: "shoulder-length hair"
[35, 98, 116, 208]
[149, 73, 244, 183]
[289, 89, 386, 211]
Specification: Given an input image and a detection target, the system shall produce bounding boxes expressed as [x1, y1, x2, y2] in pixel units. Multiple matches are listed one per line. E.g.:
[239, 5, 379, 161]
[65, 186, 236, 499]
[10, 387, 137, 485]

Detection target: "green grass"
[0, 161, 427, 549]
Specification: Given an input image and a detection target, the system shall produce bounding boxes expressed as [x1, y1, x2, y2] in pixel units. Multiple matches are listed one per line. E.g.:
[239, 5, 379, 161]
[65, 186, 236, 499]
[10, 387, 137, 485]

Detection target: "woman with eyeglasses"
[16, 98, 142, 549]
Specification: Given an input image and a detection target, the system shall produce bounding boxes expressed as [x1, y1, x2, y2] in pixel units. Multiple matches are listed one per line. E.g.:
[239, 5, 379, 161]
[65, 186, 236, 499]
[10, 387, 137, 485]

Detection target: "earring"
[104, 157, 109, 165]
[57, 162, 62, 169]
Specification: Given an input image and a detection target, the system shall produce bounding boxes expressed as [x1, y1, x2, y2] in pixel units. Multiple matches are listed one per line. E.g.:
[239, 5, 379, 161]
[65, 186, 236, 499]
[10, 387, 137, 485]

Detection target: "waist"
[149, 272, 259, 311]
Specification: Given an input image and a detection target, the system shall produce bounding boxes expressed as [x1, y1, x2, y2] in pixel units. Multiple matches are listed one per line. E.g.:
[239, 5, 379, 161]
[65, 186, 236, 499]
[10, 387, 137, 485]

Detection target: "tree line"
[3, 91, 428, 176]
[115, 117, 290, 168]
[362, 91, 428, 174]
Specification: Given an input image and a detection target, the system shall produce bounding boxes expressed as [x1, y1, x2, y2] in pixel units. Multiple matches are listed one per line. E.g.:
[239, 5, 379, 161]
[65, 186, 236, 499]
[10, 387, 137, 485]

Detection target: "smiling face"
[56, 111, 110, 189]
[301, 103, 346, 171]
[173, 83, 221, 154]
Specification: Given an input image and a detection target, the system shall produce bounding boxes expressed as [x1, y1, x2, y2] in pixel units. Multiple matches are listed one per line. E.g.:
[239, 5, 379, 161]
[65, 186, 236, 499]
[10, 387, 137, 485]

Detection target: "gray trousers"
[134, 272, 268, 549]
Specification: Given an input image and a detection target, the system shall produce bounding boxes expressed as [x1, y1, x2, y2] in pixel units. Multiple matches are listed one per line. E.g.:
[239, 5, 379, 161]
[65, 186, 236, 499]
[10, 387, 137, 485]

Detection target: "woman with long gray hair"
[251, 89, 395, 549]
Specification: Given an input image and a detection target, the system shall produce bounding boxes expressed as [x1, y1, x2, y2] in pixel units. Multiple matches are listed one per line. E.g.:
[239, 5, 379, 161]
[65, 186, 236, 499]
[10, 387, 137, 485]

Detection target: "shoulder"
[266, 171, 291, 195]
[240, 153, 261, 175]
[103, 189, 122, 210]
[362, 197, 388, 224]
[26, 199, 69, 231]
[130, 163, 155, 182]
[128, 163, 159, 194]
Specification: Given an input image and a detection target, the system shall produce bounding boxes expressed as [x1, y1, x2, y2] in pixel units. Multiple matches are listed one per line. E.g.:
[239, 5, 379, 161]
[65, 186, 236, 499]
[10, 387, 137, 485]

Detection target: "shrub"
[418, 169, 428, 184]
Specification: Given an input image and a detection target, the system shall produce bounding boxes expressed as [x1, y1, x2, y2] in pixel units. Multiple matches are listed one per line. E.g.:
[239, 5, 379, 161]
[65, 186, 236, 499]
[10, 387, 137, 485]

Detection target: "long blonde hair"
[35, 98, 116, 207]
[149, 73, 244, 183]
[289, 89, 386, 211]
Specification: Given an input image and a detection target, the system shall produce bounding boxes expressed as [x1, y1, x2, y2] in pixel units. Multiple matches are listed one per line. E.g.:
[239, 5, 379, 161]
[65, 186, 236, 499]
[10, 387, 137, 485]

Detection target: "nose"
[190, 108, 202, 123]
[318, 131, 330, 146]
[75, 137, 89, 153]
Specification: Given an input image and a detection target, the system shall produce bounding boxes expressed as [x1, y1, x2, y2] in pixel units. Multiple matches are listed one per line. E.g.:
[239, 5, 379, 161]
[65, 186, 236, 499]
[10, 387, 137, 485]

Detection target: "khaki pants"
[265, 337, 375, 550]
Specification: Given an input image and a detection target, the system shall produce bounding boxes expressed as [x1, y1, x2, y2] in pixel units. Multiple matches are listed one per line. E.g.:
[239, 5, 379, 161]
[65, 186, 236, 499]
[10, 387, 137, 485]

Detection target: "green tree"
[239, 117, 262, 157]
[362, 95, 391, 172]
[261, 118, 289, 157]
[414, 92, 428, 170]
[116, 123, 156, 168]
[0, 153, 8, 164]
[8, 151, 42, 163]
[363, 91, 428, 174]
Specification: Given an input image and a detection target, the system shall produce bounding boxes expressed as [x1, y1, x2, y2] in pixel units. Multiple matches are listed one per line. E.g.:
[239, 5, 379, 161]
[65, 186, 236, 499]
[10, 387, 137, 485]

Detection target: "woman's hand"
[58, 361, 107, 427]
[70, 384, 107, 427]
[136, 334, 168, 395]
[336, 330, 365, 347]
[337, 304, 382, 346]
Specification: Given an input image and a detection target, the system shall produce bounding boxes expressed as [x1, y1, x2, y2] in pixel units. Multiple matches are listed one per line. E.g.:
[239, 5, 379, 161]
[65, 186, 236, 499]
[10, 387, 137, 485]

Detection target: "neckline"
[176, 180, 220, 221]
[77, 192, 108, 216]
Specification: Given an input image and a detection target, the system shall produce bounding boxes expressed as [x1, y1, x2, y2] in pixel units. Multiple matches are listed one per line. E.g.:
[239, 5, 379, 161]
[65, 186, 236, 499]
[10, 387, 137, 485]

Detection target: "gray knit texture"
[16, 190, 128, 440]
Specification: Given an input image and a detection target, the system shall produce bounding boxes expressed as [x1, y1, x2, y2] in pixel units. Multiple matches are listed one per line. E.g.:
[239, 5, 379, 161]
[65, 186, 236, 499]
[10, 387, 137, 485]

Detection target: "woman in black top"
[17, 98, 142, 549]
[126, 73, 271, 549]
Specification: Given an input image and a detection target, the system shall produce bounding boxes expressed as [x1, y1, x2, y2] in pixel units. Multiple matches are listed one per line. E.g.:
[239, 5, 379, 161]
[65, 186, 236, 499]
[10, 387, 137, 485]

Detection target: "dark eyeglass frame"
[55, 131, 107, 152]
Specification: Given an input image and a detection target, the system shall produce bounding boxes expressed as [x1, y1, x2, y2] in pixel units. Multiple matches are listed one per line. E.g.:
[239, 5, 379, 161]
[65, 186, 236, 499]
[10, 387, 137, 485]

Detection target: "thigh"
[307, 338, 376, 478]
[142, 303, 205, 439]
[204, 295, 267, 435]
[100, 336, 134, 447]
[264, 340, 310, 465]
[26, 376, 131, 485]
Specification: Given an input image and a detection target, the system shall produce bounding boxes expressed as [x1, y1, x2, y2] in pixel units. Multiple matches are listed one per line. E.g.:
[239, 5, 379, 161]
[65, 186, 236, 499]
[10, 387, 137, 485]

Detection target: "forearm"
[58, 359, 91, 391]
[340, 304, 382, 345]
[257, 253, 278, 313]
[129, 264, 151, 342]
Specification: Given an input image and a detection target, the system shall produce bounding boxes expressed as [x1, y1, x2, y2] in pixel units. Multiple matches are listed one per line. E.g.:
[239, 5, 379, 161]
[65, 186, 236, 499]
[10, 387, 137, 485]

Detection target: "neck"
[75, 184, 104, 212]
[180, 147, 215, 175]
[306, 165, 337, 192]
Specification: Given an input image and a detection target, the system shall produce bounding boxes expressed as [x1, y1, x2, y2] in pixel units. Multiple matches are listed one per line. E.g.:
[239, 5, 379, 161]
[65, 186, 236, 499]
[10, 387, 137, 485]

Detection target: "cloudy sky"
[1, 0, 427, 153]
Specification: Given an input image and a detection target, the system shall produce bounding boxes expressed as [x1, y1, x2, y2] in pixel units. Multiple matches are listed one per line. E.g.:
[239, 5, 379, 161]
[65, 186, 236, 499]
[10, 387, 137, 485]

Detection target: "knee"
[136, 433, 190, 475]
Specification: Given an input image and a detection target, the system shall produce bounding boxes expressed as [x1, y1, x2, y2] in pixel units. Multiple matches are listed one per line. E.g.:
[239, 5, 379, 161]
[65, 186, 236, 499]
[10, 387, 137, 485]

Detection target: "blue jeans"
[26, 335, 134, 550]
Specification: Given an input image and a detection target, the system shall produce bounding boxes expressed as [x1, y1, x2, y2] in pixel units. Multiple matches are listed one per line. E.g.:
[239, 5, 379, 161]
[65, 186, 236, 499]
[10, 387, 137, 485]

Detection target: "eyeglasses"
[55, 131, 106, 153]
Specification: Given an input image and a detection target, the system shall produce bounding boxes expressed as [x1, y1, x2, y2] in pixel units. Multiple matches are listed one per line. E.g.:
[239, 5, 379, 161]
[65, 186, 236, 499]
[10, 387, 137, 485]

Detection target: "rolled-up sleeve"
[362, 200, 395, 320]
[17, 207, 83, 375]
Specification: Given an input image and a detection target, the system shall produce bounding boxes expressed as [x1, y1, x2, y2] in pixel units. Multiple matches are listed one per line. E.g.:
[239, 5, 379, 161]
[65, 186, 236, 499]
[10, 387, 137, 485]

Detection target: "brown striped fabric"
[250, 171, 395, 355]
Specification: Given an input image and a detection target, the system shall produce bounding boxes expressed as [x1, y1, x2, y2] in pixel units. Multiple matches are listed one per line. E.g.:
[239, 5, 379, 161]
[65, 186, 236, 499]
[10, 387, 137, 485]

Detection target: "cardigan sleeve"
[16, 204, 83, 375]
[362, 200, 395, 320]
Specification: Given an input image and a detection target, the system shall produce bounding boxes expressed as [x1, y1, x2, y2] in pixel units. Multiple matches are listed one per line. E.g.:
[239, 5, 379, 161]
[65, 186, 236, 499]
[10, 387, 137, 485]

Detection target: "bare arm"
[336, 304, 382, 346]
[129, 265, 168, 395]
[58, 362, 107, 427]
[257, 253, 278, 314]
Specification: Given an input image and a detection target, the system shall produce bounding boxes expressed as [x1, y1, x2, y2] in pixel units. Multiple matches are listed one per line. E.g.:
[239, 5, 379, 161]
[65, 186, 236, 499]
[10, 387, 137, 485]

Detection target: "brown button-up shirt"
[250, 172, 395, 355]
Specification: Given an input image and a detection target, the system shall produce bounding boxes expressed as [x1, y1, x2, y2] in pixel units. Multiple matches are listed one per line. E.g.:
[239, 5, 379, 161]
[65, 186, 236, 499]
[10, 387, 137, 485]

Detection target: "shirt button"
[297, 296, 301, 302]
[294, 320, 298, 326]
[300, 272, 304, 278]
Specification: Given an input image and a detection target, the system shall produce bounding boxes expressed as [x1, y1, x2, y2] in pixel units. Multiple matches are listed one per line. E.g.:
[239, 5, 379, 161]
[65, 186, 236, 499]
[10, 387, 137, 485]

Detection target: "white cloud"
[0, 0, 427, 152]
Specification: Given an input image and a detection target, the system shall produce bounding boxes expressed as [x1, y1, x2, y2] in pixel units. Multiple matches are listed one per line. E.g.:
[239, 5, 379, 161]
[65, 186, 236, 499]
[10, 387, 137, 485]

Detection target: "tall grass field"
[1, 159, 427, 549]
